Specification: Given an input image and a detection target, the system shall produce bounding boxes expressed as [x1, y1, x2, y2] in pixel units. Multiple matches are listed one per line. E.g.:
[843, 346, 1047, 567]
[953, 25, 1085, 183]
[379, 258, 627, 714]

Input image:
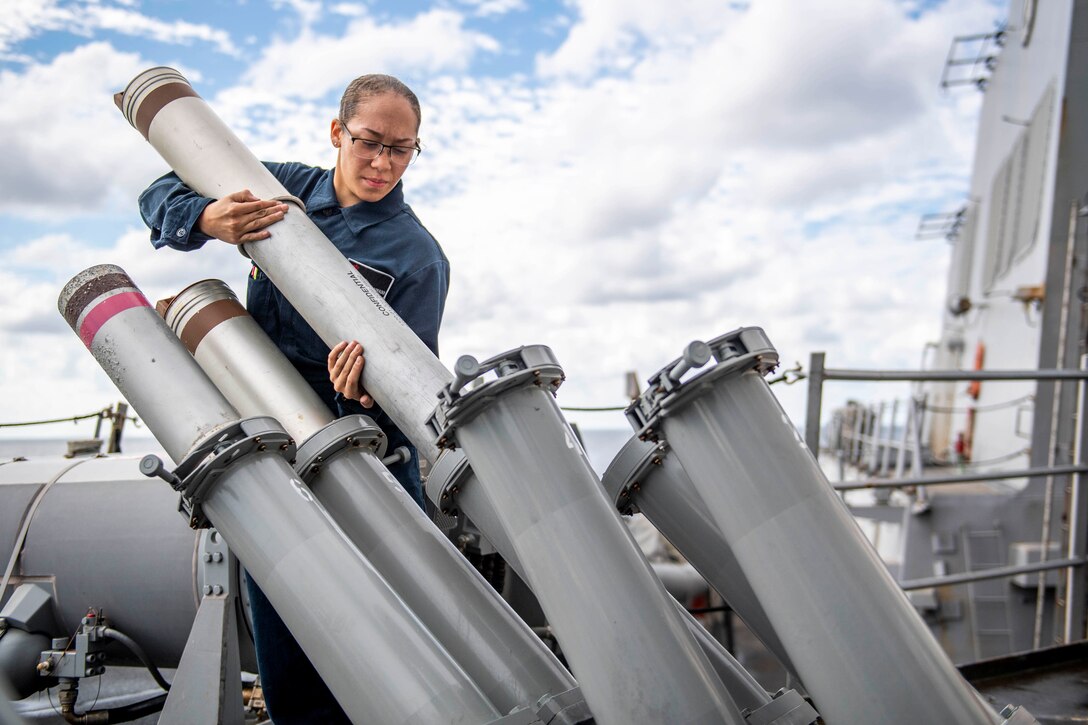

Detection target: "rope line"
[560, 405, 629, 412]
[0, 409, 139, 429]
[930, 447, 1031, 468]
[0, 411, 103, 428]
[923, 394, 1034, 414]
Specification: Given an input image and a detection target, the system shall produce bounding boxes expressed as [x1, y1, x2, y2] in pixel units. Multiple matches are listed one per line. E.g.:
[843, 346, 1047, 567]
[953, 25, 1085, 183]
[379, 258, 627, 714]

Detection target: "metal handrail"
[806, 350, 1088, 643]
[833, 464, 1088, 491]
[823, 368, 1088, 382]
[802, 353, 1088, 456]
[900, 557, 1086, 591]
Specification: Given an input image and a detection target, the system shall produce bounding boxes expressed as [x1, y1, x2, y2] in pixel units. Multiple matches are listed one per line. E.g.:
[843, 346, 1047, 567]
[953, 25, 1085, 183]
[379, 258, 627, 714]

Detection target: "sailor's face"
[331, 93, 419, 207]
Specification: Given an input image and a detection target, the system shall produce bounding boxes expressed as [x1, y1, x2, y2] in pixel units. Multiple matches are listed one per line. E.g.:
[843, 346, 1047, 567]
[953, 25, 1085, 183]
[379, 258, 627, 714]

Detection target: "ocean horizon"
[0, 427, 633, 476]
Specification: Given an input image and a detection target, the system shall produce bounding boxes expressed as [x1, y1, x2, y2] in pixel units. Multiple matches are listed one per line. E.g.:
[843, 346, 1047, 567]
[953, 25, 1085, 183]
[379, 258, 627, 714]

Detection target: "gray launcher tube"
[116, 67, 449, 465]
[161, 280, 335, 443]
[59, 265, 238, 459]
[161, 281, 577, 714]
[314, 453, 575, 714]
[603, 436, 796, 675]
[58, 265, 499, 725]
[676, 605, 769, 714]
[662, 369, 996, 725]
[451, 384, 746, 725]
[433, 449, 772, 716]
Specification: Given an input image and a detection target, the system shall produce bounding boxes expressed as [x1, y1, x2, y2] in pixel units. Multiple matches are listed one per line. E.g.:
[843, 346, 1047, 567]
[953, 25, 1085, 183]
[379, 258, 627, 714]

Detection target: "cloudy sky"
[0, 0, 1004, 443]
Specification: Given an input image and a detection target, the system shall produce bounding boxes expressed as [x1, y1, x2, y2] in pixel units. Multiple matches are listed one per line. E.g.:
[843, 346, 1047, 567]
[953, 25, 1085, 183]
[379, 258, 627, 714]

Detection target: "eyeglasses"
[339, 120, 421, 166]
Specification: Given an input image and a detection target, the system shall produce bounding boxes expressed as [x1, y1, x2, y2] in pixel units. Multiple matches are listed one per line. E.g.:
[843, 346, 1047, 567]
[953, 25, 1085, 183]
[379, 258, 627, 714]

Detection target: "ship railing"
[824, 395, 927, 486]
[802, 353, 1088, 645]
[803, 356, 1088, 469]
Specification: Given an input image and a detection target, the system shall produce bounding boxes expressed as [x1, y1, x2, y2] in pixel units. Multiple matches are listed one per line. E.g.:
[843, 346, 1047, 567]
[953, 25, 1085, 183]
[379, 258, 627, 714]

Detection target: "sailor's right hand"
[196, 189, 289, 245]
[329, 341, 374, 408]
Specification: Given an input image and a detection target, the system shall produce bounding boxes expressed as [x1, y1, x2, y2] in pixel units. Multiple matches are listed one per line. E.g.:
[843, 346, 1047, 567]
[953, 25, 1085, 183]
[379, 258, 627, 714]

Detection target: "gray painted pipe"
[58, 265, 499, 724]
[662, 369, 995, 725]
[313, 453, 575, 715]
[0, 459, 261, 677]
[161, 280, 577, 714]
[430, 448, 774, 717]
[450, 384, 745, 725]
[0, 629, 51, 699]
[162, 280, 334, 444]
[674, 605, 768, 713]
[117, 67, 750, 724]
[603, 436, 796, 675]
[198, 454, 498, 724]
[59, 265, 238, 460]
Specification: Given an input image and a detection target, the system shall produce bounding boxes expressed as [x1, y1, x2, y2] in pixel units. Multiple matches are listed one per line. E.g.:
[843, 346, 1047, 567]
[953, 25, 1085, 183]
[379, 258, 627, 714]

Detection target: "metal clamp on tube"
[486, 685, 593, 725]
[428, 346, 566, 447]
[427, 447, 475, 519]
[626, 327, 779, 439]
[601, 436, 668, 515]
[140, 417, 295, 529]
[292, 416, 386, 484]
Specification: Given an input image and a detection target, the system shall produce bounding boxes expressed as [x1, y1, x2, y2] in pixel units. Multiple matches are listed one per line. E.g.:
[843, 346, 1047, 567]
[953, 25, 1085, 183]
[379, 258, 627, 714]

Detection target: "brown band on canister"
[62, 272, 136, 330]
[134, 82, 200, 140]
[155, 296, 176, 319]
[177, 297, 247, 354]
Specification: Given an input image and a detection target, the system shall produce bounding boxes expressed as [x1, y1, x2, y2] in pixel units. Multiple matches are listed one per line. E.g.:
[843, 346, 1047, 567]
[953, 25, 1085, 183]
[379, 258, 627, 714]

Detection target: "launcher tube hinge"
[140, 417, 295, 529]
[626, 327, 779, 440]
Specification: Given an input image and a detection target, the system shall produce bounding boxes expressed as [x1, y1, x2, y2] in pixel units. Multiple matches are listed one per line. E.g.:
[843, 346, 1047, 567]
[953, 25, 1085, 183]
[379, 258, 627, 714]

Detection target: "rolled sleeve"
[138, 172, 215, 251]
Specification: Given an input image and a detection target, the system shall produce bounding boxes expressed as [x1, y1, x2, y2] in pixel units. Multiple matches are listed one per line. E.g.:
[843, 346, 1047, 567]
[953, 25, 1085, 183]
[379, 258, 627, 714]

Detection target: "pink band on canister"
[79, 291, 151, 347]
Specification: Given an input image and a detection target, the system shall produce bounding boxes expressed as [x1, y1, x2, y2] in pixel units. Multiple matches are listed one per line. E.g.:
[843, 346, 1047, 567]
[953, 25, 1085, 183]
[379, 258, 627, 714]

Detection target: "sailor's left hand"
[329, 340, 374, 408]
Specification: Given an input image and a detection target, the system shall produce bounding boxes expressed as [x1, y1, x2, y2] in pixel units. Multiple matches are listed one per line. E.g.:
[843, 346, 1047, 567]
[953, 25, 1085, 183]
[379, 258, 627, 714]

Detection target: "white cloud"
[0, 0, 238, 59]
[535, 0, 738, 79]
[271, 0, 324, 28]
[83, 5, 239, 56]
[239, 9, 500, 100]
[0, 0, 71, 56]
[329, 3, 368, 18]
[458, 0, 528, 18]
[0, 42, 173, 218]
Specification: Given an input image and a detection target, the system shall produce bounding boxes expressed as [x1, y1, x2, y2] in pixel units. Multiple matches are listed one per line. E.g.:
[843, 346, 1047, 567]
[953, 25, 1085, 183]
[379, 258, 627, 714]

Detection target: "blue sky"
[0, 0, 1004, 440]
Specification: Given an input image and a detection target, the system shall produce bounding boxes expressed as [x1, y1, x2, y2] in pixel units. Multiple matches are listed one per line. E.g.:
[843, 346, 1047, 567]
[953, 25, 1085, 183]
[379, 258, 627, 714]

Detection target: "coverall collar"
[310, 171, 407, 234]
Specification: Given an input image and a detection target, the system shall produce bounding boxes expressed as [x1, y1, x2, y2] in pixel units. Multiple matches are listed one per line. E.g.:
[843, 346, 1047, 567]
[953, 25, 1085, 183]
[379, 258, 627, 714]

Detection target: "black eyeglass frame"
[338, 119, 422, 166]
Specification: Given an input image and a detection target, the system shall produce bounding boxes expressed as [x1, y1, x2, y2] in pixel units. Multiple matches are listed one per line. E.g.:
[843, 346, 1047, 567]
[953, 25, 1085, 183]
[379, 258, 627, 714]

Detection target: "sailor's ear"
[330, 119, 342, 148]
